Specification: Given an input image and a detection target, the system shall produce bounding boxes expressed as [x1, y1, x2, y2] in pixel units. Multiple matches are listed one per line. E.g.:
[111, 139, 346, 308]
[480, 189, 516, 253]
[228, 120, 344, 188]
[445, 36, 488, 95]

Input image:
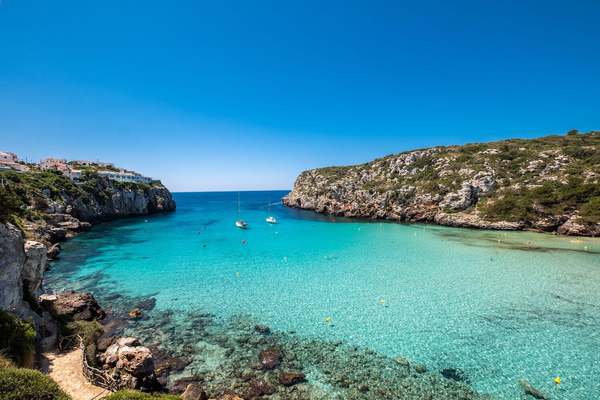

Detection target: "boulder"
[258, 347, 281, 370]
[254, 324, 271, 335]
[98, 336, 160, 391]
[440, 368, 468, 382]
[518, 379, 547, 399]
[414, 364, 427, 374]
[23, 241, 47, 295]
[244, 379, 275, 399]
[278, 371, 306, 386]
[182, 383, 207, 400]
[47, 243, 61, 260]
[40, 291, 105, 322]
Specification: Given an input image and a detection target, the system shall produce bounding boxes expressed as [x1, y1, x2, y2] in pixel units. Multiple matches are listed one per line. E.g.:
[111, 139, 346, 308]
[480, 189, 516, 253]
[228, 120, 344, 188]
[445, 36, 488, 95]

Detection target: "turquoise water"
[46, 191, 600, 399]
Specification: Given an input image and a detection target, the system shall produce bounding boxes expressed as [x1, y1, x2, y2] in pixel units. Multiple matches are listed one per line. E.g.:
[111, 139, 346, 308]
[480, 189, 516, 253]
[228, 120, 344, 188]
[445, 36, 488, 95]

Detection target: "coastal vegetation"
[0, 310, 36, 368]
[285, 130, 600, 235]
[0, 367, 71, 400]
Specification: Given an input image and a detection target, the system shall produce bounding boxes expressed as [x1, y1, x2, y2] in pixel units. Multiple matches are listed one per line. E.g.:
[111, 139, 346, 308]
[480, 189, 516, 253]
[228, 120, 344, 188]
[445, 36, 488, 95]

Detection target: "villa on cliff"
[1, 151, 154, 184]
[0, 151, 30, 172]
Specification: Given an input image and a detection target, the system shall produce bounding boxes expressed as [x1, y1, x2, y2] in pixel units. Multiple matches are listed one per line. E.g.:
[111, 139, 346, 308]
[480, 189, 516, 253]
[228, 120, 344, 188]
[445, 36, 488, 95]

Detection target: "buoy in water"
[324, 316, 332, 324]
[379, 298, 385, 305]
[242, 239, 247, 245]
[554, 376, 561, 385]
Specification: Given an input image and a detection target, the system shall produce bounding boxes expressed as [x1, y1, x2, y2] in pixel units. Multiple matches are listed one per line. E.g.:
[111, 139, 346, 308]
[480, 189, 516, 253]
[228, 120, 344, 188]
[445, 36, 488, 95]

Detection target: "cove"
[45, 191, 600, 399]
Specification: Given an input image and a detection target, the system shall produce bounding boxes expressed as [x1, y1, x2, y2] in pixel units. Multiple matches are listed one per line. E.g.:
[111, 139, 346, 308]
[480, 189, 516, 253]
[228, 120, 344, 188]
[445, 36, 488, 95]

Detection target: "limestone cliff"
[0, 170, 176, 318]
[284, 130, 600, 236]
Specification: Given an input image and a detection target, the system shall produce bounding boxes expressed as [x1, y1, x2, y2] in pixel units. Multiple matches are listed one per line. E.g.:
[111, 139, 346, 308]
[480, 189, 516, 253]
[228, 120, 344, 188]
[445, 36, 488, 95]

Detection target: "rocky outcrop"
[23, 241, 47, 296]
[66, 184, 176, 223]
[39, 291, 105, 322]
[0, 223, 27, 312]
[284, 131, 600, 236]
[98, 337, 160, 391]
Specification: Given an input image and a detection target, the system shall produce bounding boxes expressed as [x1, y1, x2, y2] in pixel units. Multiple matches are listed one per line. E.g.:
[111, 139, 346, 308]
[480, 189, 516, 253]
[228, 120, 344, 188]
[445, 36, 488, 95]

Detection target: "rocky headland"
[284, 130, 600, 236]
[0, 168, 177, 397]
[1, 169, 175, 318]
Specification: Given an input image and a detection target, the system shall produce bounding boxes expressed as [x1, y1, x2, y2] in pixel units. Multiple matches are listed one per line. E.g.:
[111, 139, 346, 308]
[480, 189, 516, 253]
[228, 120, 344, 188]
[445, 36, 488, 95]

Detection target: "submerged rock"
[128, 308, 143, 319]
[414, 363, 427, 373]
[254, 324, 271, 335]
[244, 379, 275, 399]
[441, 368, 469, 382]
[258, 347, 281, 370]
[519, 379, 548, 399]
[278, 371, 306, 386]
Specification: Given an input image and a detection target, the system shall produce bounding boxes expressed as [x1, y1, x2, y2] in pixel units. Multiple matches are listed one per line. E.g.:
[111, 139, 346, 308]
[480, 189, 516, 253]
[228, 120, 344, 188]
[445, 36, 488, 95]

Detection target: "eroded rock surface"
[284, 131, 600, 236]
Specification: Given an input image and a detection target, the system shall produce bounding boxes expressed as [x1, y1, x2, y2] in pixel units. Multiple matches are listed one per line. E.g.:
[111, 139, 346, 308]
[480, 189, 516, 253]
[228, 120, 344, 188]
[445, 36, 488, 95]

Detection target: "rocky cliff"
[0, 170, 176, 322]
[284, 130, 600, 236]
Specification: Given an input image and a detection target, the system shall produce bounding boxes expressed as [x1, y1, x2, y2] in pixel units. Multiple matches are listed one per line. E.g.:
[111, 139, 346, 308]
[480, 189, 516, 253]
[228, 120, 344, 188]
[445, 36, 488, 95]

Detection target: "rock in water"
[278, 371, 306, 386]
[245, 379, 275, 399]
[519, 379, 548, 399]
[258, 347, 281, 370]
[414, 364, 427, 373]
[98, 336, 160, 391]
[441, 368, 469, 382]
[40, 291, 105, 321]
[254, 324, 271, 335]
[182, 383, 208, 400]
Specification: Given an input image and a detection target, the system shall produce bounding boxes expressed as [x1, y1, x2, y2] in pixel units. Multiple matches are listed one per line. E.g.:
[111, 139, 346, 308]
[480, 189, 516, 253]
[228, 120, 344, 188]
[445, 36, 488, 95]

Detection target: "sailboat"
[265, 196, 278, 224]
[235, 192, 248, 229]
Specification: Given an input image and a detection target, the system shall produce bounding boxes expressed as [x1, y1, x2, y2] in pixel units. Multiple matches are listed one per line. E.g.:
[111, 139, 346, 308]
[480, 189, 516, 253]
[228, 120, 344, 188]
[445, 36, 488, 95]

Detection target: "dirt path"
[41, 348, 109, 400]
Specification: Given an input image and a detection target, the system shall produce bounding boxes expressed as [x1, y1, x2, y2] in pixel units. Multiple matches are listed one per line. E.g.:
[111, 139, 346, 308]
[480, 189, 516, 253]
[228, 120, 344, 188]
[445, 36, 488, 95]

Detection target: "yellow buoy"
[379, 298, 385, 305]
[324, 316, 332, 324]
[554, 376, 561, 385]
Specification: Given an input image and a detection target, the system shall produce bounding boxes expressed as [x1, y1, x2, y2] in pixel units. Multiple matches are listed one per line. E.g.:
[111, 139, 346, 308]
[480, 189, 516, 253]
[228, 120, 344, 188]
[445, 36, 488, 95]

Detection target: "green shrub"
[104, 390, 180, 400]
[0, 184, 24, 223]
[0, 368, 70, 400]
[0, 310, 36, 367]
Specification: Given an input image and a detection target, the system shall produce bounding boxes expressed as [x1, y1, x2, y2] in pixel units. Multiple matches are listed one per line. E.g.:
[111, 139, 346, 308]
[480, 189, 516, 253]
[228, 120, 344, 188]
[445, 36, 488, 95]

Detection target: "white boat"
[265, 196, 278, 224]
[235, 192, 248, 229]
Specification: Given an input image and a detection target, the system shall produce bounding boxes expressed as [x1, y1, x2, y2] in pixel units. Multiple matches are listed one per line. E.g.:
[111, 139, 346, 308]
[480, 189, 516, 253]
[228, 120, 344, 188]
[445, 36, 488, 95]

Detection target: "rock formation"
[284, 131, 600, 236]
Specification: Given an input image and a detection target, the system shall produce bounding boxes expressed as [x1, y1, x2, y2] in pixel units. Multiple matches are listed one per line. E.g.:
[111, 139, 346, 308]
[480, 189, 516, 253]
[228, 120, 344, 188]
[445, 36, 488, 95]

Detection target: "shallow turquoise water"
[47, 191, 600, 399]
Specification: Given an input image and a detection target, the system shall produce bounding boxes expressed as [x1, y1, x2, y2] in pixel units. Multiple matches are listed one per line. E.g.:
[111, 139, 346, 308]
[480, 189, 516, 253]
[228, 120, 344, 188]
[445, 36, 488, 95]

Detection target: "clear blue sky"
[1, 1, 599, 192]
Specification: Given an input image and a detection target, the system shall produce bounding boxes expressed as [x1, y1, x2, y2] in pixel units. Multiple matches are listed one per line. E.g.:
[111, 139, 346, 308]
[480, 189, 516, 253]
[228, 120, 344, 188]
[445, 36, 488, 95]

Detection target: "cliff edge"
[284, 130, 600, 236]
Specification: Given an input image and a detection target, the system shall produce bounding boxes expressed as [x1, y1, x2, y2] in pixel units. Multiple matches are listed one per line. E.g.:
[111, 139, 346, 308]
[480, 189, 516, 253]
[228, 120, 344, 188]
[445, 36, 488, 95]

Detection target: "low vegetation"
[0, 368, 71, 400]
[0, 310, 36, 368]
[104, 390, 181, 400]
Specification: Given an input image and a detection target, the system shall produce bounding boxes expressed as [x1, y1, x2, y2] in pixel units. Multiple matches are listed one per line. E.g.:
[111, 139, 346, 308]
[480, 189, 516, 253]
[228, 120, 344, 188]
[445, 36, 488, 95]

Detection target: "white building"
[97, 169, 153, 184]
[40, 158, 69, 173]
[0, 151, 29, 172]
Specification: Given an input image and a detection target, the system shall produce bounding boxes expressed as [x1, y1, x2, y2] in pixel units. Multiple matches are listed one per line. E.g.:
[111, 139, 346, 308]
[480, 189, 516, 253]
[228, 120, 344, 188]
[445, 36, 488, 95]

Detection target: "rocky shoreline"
[0, 175, 177, 396]
[283, 131, 600, 237]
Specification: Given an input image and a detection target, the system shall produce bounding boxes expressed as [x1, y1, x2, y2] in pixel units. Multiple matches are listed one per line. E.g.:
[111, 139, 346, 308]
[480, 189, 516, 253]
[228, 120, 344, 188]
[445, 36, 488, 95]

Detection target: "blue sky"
[1, 1, 599, 191]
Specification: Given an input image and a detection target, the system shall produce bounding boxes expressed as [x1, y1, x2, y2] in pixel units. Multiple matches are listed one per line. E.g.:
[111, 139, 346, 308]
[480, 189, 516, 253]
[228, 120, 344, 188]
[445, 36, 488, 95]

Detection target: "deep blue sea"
[46, 191, 600, 399]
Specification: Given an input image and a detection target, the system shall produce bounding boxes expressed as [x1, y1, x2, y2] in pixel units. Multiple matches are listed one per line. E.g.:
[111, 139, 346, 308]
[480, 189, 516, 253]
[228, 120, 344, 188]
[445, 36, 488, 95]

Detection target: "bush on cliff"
[0, 310, 36, 367]
[0, 184, 24, 223]
[0, 368, 70, 400]
[104, 390, 180, 400]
